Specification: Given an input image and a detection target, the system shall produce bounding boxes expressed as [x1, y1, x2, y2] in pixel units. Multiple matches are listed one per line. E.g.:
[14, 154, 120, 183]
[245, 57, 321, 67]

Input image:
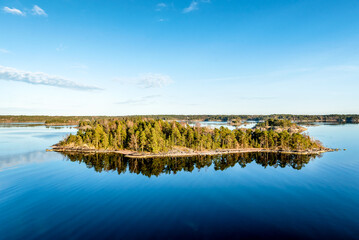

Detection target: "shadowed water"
[62, 152, 319, 177]
[0, 123, 358, 239]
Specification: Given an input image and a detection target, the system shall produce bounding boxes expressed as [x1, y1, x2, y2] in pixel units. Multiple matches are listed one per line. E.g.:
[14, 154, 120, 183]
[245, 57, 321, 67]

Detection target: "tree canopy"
[59, 118, 325, 153]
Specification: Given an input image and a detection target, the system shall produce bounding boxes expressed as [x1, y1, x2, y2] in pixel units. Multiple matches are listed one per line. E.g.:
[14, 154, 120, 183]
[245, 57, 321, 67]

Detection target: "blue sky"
[1, 0, 359, 115]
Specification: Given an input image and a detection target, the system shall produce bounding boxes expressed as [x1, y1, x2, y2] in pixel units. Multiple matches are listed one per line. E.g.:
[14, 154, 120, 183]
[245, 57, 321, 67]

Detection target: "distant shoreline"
[0, 121, 76, 126]
[50, 145, 335, 159]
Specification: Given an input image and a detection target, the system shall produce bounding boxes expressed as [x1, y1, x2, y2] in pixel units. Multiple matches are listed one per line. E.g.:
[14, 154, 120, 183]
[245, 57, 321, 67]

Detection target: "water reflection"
[0, 151, 51, 170]
[0, 123, 75, 129]
[0, 123, 45, 128]
[61, 152, 320, 177]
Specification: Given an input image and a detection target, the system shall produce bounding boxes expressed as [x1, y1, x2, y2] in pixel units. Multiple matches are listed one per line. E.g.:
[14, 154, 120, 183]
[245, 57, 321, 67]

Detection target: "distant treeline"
[0, 115, 109, 125]
[145, 114, 359, 123]
[1, 114, 358, 125]
[60, 119, 325, 153]
[62, 152, 318, 177]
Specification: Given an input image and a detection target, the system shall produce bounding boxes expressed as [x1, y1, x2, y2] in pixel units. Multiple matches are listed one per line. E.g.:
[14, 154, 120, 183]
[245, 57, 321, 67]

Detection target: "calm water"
[0, 123, 358, 239]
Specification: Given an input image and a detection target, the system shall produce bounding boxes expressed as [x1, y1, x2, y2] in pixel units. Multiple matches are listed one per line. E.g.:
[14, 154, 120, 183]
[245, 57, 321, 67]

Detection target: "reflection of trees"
[61, 152, 319, 177]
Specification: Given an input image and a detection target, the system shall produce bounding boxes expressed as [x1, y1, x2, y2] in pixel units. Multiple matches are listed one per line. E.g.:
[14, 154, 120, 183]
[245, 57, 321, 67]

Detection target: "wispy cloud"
[324, 65, 359, 72]
[0, 65, 101, 91]
[202, 68, 313, 83]
[32, 5, 47, 16]
[3, 5, 47, 17]
[183, 0, 210, 13]
[116, 95, 161, 105]
[183, 1, 199, 13]
[115, 73, 173, 88]
[56, 44, 66, 52]
[138, 73, 173, 88]
[205, 65, 359, 84]
[0, 48, 10, 54]
[3, 7, 24, 16]
[156, 3, 167, 11]
[71, 64, 88, 70]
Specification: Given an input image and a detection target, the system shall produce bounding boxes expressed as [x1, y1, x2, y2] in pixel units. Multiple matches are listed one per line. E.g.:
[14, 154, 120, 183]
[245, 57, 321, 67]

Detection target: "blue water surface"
[0, 123, 358, 239]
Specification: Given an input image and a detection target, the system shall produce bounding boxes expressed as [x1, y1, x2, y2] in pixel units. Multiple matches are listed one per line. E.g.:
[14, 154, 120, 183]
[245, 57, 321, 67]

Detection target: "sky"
[1, 0, 359, 115]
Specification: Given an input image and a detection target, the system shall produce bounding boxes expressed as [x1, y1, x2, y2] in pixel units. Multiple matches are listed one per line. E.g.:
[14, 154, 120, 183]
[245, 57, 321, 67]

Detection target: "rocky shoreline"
[50, 145, 335, 159]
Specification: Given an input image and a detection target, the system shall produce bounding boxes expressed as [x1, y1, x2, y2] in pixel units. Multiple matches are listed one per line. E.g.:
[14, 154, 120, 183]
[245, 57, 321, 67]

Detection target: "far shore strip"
[50, 145, 335, 159]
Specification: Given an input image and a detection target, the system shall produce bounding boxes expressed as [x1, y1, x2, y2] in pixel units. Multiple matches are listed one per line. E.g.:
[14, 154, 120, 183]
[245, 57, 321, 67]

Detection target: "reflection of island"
[61, 152, 320, 177]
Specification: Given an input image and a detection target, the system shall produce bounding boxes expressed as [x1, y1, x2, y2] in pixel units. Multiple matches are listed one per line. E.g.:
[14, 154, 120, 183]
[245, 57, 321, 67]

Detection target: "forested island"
[52, 118, 333, 158]
[253, 119, 307, 133]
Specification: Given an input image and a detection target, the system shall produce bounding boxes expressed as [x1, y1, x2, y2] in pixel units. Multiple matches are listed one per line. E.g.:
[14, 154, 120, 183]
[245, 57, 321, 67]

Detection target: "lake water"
[0, 123, 358, 239]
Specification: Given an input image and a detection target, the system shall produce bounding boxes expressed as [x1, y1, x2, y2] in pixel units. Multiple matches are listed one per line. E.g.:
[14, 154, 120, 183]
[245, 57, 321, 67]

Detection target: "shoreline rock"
[50, 145, 335, 159]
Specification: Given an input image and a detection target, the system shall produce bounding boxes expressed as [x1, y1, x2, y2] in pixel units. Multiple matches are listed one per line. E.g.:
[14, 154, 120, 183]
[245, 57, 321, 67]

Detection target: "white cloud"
[137, 73, 173, 88]
[156, 3, 167, 11]
[71, 64, 88, 70]
[0, 65, 101, 91]
[324, 65, 359, 72]
[3, 7, 24, 16]
[56, 44, 66, 52]
[183, 1, 198, 13]
[115, 73, 173, 88]
[0, 49, 10, 54]
[32, 5, 47, 16]
[183, 0, 210, 13]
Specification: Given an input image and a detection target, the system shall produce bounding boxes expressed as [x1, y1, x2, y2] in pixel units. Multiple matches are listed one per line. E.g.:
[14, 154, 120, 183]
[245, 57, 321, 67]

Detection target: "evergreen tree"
[61, 118, 325, 153]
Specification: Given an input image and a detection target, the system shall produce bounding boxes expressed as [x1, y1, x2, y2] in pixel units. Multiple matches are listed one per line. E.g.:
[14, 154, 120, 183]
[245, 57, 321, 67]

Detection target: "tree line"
[1, 114, 359, 125]
[60, 118, 325, 153]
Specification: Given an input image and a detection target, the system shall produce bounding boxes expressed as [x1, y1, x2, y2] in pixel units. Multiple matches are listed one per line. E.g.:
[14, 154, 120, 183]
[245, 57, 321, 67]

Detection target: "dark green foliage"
[255, 119, 295, 128]
[63, 152, 319, 177]
[60, 118, 325, 152]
